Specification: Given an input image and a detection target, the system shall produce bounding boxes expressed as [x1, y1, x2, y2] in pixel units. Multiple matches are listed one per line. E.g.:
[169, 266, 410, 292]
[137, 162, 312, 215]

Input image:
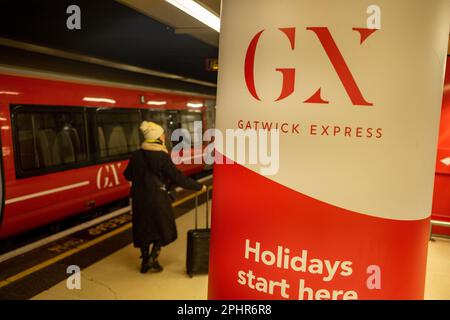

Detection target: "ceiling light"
[166, 0, 220, 32]
[147, 101, 168, 106]
[83, 97, 116, 104]
[187, 102, 204, 108]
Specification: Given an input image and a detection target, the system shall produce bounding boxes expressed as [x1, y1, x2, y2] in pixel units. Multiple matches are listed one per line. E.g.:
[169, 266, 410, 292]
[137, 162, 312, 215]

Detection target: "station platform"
[32, 202, 212, 300]
[0, 196, 449, 300]
[32, 212, 450, 300]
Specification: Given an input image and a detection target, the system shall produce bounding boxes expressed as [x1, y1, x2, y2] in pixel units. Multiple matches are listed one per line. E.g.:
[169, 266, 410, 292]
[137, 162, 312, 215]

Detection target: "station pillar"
[208, 0, 450, 299]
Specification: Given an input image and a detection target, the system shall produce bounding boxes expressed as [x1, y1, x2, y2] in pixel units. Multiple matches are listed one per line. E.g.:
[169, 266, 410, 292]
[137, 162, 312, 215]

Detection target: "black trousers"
[140, 242, 161, 260]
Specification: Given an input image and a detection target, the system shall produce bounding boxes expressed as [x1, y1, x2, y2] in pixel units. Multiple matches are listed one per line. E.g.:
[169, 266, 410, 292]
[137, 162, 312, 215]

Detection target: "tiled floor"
[424, 236, 450, 299]
[32, 205, 450, 300]
[33, 204, 211, 300]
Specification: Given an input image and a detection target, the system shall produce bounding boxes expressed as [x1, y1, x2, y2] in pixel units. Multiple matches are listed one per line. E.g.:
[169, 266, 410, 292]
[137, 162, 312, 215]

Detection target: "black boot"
[140, 246, 150, 274]
[150, 244, 163, 272]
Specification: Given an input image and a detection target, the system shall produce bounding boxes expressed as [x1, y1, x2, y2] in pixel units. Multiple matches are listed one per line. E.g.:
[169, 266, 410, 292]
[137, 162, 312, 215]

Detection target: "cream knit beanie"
[140, 121, 164, 140]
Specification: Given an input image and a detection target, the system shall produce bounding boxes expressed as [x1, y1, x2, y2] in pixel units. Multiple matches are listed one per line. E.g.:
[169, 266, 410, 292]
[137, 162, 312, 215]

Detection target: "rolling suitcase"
[186, 188, 210, 277]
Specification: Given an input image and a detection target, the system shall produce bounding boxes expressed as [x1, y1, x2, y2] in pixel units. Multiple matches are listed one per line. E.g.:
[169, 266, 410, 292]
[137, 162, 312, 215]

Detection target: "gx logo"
[244, 27, 378, 106]
[96, 163, 122, 190]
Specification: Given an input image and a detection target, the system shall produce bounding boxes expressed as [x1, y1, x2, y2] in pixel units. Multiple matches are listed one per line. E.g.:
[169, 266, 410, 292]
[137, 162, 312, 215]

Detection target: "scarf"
[141, 139, 169, 154]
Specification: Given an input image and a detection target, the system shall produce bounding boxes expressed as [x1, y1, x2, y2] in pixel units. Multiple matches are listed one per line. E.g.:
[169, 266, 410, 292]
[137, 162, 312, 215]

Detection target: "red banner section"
[209, 157, 429, 300]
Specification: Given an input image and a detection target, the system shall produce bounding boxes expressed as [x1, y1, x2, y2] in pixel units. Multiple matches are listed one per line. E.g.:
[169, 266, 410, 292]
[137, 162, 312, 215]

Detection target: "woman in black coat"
[124, 121, 205, 273]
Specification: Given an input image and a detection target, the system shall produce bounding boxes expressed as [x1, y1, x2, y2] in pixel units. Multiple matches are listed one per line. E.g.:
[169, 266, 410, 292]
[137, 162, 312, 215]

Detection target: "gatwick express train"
[0, 57, 448, 240]
[432, 55, 450, 235]
[0, 72, 215, 239]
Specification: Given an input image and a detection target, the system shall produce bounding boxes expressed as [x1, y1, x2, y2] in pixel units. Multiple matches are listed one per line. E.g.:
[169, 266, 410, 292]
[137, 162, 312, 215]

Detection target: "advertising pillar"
[208, 0, 450, 299]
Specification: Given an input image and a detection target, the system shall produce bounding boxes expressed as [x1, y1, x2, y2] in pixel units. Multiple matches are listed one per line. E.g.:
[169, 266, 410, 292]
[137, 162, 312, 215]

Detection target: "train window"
[12, 106, 88, 175]
[95, 109, 141, 159]
[179, 111, 203, 146]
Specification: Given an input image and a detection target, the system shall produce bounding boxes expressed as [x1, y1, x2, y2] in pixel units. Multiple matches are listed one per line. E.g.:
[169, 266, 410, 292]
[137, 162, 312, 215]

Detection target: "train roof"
[0, 39, 217, 99]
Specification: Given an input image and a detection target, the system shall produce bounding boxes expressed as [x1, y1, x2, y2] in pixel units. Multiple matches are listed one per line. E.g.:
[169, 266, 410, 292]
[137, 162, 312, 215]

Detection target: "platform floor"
[32, 205, 450, 300]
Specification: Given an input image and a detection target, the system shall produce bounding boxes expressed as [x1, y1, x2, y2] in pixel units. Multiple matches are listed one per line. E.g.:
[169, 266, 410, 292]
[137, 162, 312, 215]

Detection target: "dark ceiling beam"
[0, 37, 217, 88]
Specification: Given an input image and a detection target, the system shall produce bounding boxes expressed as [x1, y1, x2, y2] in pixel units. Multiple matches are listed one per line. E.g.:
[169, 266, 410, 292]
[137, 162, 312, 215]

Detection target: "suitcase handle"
[195, 194, 199, 230]
[194, 187, 210, 230]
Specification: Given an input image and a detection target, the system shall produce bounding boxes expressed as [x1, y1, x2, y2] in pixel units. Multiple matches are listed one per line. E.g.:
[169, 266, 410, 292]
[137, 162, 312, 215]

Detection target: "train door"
[179, 110, 203, 146]
[0, 130, 4, 227]
[432, 56, 450, 235]
[204, 100, 216, 170]
[205, 99, 216, 131]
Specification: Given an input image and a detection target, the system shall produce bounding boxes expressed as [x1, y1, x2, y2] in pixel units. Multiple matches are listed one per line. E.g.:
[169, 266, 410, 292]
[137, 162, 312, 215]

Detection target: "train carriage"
[0, 56, 448, 240]
[0, 72, 215, 239]
[431, 56, 450, 236]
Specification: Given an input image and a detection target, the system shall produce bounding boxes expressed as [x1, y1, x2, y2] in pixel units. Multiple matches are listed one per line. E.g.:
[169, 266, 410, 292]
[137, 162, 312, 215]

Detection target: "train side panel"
[0, 74, 209, 239]
[1, 160, 130, 238]
[431, 56, 450, 235]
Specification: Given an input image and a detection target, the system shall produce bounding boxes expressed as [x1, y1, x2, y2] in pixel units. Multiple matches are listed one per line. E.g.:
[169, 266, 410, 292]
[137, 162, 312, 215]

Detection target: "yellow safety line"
[0, 223, 131, 289]
[0, 185, 213, 289]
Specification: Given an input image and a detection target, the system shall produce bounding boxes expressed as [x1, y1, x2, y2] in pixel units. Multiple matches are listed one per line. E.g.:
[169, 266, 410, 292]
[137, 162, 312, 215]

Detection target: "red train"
[0, 57, 449, 241]
[0, 72, 215, 239]
[432, 56, 450, 235]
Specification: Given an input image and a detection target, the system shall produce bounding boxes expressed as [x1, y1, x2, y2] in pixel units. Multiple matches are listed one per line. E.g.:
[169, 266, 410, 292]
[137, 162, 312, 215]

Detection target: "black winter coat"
[124, 149, 202, 248]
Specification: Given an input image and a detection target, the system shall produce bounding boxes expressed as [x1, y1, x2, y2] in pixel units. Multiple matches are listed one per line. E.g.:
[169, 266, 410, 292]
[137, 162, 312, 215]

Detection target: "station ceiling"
[0, 0, 219, 86]
[0, 1, 447, 90]
[118, 0, 220, 47]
